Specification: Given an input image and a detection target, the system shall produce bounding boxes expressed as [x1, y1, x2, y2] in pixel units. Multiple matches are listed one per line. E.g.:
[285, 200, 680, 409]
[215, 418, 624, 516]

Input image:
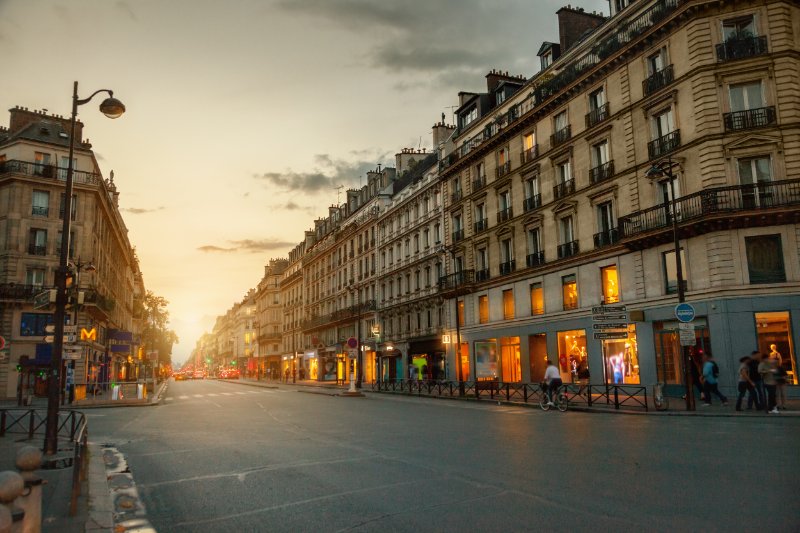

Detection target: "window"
[557, 160, 571, 184]
[32, 190, 49, 216]
[34, 152, 51, 175]
[597, 201, 615, 238]
[589, 87, 605, 112]
[523, 132, 535, 151]
[460, 106, 478, 129]
[528, 227, 542, 254]
[476, 162, 485, 180]
[498, 148, 508, 166]
[746, 234, 786, 283]
[663, 248, 688, 294]
[28, 228, 47, 255]
[453, 214, 462, 231]
[722, 15, 755, 41]
[541, 50, 553, 69]
[755, 311, 797, 385]
[524, 175, 540, 211]
[530, 282, 544, 315]
[413, 234, 419, 253]
[601, 265, 620, 304]
[646, 48, 667, 76]
[729, 81, 763, 112]
[423, 229, 430, 248]
[26, 268, 46, 286]
[560, 215, 575, 244]
[562, 274, 578, 310]
[554, 111, 568, 132]
[434, 223, 441, 243]
[591, 141, 609, 168]
[502, 289, 515, 320]
[501, 238, 514, 263]
[738, 156, 772, 208]
[652, 108, 674, 139]
[20, 313, 54, 336]
[474, 202, 487, 232]
[499, 190, 511, 211]
[476, 248, 488, 280]
[479, 295, 489, 323]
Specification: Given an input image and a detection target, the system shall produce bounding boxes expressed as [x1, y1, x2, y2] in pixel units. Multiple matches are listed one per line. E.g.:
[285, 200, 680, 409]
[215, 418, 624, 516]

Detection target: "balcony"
[593, 228, 620, 248]
[472, 175, 486, 192]
[475, 268, 490, 282]
[716, 35, 768, 62]
[557, 240, 579, 259]
[523, 194, 542, 212]
[643, 65, 674, 96]
[585, 103, 610, 128]
[451, 189, 463, 203]
[550, 125, 572, 149]
[83, 288, 116, 318]
[526, 251, 545, 268]
[520, 146, 539, 165]
[452, 228, 465, 243]
[619, 178, 800, 250]
[553, 179, 576, 200]
[28, 244, 46, 256]
[648, 130, 681, 160]
[0, 159, 102, 186]
[0, 283, 48, 301]
[723, 106, 776, 132]
[32, 206, 49, 216]
[499, 260, 516, 275]
[497, 207, 513, 223]
[474, 218, 488, 234]
[438, 270, 475, 298]
[496, 161, 511, 178]
[589, 161, 615, 185]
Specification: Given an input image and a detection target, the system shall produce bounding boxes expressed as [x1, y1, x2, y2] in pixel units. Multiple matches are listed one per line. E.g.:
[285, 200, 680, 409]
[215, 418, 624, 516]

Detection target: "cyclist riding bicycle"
[543, 359, 563, 406]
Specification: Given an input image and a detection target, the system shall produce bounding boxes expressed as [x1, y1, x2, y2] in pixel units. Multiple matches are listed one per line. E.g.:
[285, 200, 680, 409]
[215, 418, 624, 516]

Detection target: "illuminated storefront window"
[602, 324, 639, 384]
[562, 274, 578, 310]
[557, 329, 587, 382]
[500, 337, 521, 382]
[479, 295, 489, 323]
[601, 265, 620, 304]
[654, 319, 711, 386]
[475, 339, 498, 381]
[755, 311, 797, 385]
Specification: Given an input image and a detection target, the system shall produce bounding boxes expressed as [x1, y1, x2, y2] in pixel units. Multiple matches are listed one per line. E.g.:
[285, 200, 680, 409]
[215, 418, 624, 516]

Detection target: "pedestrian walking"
[735, 355, 756, 412]
[747, 352, 764, 410]
[702, 354, 727, 406]
[759, 352, 780, 414]
[776, 362, 788, 410]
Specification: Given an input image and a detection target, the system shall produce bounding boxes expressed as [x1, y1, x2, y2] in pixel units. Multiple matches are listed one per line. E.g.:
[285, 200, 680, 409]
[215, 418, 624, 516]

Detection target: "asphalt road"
[86, 379, 800, 532]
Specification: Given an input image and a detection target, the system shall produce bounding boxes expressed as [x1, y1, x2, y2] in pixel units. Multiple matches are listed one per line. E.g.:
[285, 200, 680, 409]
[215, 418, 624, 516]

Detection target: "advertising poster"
[475, 341, 498, 380]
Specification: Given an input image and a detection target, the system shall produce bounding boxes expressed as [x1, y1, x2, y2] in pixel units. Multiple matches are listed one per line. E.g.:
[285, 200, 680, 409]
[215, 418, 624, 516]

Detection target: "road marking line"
[235, 392, 247, 395]
[165, 397, 173, 401]
[193, 394, 204, 398]
[207, 393, 219, 397]
[221, 393, 233, 396]
[178, 395, 189, 400]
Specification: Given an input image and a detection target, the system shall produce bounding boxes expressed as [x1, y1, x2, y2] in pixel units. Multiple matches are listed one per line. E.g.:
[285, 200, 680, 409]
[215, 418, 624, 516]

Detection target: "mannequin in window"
[769, 344, 782, 366]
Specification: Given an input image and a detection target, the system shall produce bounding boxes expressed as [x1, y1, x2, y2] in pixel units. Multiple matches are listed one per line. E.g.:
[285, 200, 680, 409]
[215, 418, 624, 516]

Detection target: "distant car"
[173, 372, 186, 381]
[193, 370, 205, 380]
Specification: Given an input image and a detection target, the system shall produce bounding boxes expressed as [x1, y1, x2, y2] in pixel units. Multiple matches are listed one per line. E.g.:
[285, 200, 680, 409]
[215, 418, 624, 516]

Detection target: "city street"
[86, 380, 800, 532]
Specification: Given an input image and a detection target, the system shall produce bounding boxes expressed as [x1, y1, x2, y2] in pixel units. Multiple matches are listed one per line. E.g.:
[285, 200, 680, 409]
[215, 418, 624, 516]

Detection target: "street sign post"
[44, 335, 76, 343]
[591, 305, 627, 314]
[678, 322, 695, 346]
[45, 325, 77, 334]
[591, 323, 629, 331]
[593, 332, 629, 340]
[33, 290, 56, 310]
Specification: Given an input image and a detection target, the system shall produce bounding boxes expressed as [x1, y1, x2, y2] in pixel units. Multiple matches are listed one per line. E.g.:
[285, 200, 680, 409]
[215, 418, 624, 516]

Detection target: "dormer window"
[496, 89, 506, 105]
[541, 51, 553, 69]
[460, 106, 478, 129]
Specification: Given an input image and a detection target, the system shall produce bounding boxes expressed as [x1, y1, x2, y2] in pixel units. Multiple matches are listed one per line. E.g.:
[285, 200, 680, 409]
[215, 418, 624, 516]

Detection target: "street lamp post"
[44, 82, 124, 456]
[646, 158, 694, 411]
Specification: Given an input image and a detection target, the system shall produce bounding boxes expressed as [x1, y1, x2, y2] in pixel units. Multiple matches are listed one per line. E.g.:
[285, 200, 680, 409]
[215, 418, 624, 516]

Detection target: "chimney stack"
[556, 5, 605, 52]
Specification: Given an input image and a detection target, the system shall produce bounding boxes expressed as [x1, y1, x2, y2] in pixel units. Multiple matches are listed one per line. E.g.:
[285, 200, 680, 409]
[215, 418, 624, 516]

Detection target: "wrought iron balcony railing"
[472, 175, 486, 192]
[497, 207, 513, 223]
[523, 194, 542, 212]
[475, 268, 490, 282]
[586, 103, 610, 128]
[452, 229, 465, 243]
[619, 178, 800, 239]
[593, 227, 620, 248]
[643, 65, 674, 96]
[496, 161, 511, 178]
[723, 106, 776, 132]
[553, 179, 576, 200]
[526, 251, 545, 268]
[589, 161, 615, 184]
[0, 283, 50, 300]
[521, 146, 538, 165]
[648, 130, 681, 160]
[32, 206, 49, 216]
[716, 35, 768, 62]
[499, 260, 516, 275]
[438, 270, 475, 292]
[0, 159, 102, 186]
[28, 245, 47, 256]
[557, 240, 579, 259]
[474, 218, 488, 233]
[550, 125, 572, 149]
[451, 189, 463, 203]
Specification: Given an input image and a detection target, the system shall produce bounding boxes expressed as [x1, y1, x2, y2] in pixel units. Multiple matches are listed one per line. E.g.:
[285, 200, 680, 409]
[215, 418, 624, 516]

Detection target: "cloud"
[123, 206, 165, 214]
[198, 238, 295, 254]
[276, 0, 608, 90]
[253, 151, 389, 193]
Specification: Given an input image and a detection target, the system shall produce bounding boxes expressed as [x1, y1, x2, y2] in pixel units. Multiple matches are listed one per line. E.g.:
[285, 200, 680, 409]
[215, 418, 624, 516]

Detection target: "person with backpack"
[702, 353, 727, 406]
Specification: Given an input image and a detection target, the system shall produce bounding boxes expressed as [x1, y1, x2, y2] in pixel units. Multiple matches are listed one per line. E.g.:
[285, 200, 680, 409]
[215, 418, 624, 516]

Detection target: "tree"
[142, 291, 179, 368]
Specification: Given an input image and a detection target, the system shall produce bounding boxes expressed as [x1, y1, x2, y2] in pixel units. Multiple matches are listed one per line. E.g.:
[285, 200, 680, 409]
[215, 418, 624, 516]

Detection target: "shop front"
[378, 346, 402, 382]
[755, 311, 797, 385]
[601, 324, 640, 385]
[473, 337, 521, 383]
[408, 338, 446, 381]
[556, 329, 588, 383]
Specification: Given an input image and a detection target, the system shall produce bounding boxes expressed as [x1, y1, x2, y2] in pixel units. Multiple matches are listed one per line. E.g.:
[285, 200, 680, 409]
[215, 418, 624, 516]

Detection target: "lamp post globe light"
[44, 82, 125, 456]
[645, 158, 694, 411]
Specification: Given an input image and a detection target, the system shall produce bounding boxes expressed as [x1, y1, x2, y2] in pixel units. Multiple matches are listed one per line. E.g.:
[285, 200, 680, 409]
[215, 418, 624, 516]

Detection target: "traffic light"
[16, 363, 22, 372]
[231, 360, 237, 366]
[65, 270, 75, 288]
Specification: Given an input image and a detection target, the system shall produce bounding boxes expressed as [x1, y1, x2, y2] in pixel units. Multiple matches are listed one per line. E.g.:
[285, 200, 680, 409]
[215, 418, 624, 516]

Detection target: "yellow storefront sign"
[80, 327, 97, 341]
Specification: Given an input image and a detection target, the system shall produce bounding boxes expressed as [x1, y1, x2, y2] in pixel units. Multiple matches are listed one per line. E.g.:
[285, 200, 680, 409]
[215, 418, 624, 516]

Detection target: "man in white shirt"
[543, 360, 563, 405]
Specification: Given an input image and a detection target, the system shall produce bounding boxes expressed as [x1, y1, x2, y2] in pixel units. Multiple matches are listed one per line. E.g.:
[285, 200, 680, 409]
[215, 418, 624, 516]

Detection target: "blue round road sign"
[674, 303, 695, 323]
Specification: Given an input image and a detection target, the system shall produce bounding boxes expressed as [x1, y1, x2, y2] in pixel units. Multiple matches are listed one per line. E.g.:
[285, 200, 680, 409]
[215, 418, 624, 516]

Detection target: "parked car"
[193, 370, 206, 380]
[173, 372, 186, 381]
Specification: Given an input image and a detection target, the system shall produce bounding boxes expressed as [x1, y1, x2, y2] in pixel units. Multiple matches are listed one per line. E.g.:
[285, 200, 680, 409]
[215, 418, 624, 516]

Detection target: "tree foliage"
[142, 291, 179, 366]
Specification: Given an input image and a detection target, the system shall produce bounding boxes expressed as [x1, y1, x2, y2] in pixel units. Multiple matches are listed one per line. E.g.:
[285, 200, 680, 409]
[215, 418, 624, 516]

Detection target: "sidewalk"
[230, 377, 800, 417]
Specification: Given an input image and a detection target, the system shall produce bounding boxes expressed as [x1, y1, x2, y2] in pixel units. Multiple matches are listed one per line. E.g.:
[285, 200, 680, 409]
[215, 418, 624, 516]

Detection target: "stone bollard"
[15, 447, 42, 533]
[0, 471, 24, 533]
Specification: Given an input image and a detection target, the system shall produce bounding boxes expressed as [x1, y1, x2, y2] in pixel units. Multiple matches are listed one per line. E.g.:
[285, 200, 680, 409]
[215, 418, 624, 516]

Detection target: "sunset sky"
[1, 0, 606, 364]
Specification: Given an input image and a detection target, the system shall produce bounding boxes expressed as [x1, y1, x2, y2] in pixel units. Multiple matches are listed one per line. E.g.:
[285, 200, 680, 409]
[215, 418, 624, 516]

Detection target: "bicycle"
[539, 382, 568, 412]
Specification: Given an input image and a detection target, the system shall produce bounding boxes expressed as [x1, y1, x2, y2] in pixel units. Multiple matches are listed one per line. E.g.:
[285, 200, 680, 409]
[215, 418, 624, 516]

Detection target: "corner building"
[438, 0, 800, 397]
